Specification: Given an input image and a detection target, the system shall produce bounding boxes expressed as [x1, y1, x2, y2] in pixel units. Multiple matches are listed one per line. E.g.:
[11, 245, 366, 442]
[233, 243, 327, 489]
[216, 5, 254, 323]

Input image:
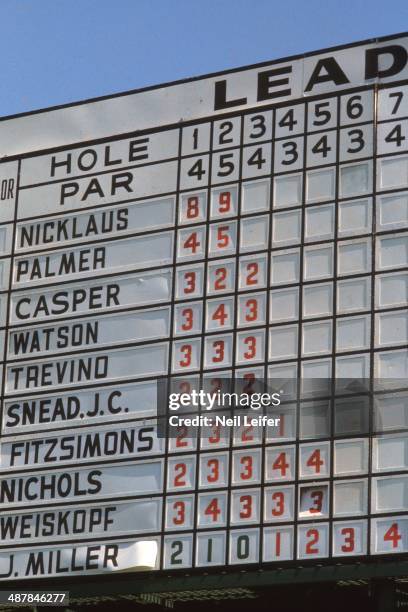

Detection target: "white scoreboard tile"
[242, 143, 272, 180]
[239, 253, 268, 290]
[269, 324, 298, 362]
[181, 123, 211, 156]
[303, 243, 334, 282]
[0, 258, 11, 292]
[332, 520, 368, 557]
[241, 179, 270, 214]
[372, 433, 408, 472]
[375, 271, 408, 310]
[274, 136, 304, 173]
[204, 334, 233, 369]
[337, 277, 371, 314]
[304, 203, 334, 243]
[270, 287, 299, 323]
[264, 485, 295, 523]
[180, 155, 210, 190]
[210, 185, 238, 219]
[179, 190, 207, 225]
[165, 495, 195, 531]
[273, 173, 303, 209]
[233, 417, 263, 447]
[168, 425, 198, 454]
[339, 161, 372, 199]
[372, 475, 408, 514]
[305, 167, 336, 204]
[166, 455, 196, 492]
[175, 263, 204, 300]
[197, 492, 228, 528]
[270, 248, 300, 286]
[235, 330, 265, 365]
[199, 452, 229, 489]
[163, 534, 193, 569]
[375, 310, 408, 348]
[297, 523, 329, 560]
[378, 85, 408, 121]
[177, 225, 206, 261]
[172, 338, 201, 372]
[265, 405, 297, 443]
[230, 488, 261, 525]
[333, 479, 368, 518]
[376, 155, 408, 192]
[239, 215, 269, 253]
[243, 111, 273, 144]
[271, 209, 302, 248]
[307, 98, 337, 132]
[275, 105, 305, 138]
[213, 117, 242, 150]
[377, 120, 408, 156]
[371, 516, 408, 554]
[306, 131, 337, 167]
[377, 192, 408, 231]
[231, 449, 262, 485]
[299, 442, 330, 480]
[340, 90, 373, 125]
[299, 400, 330, 439]
[238, 292, 267, 328]
[174, 302, 203, 336]
[334, 439, 369, 476]
[195, 531, 227, 567]
[211, 150, 241, 185]
[229, 528, 260, 565]
[338, 198, 372, 237]
[337, 238, 371, 277]
[200, 422, 230, 450]
[208, 220, 237, 258]
[207, 258, 236, 295]
[263, 526, 294, 562]
[265, 445, 296, 482]
[206, 297, 234, 332]
[339, 124, 373, 162]
[374, 392, 408, 433]
[298, 483, 329, 520]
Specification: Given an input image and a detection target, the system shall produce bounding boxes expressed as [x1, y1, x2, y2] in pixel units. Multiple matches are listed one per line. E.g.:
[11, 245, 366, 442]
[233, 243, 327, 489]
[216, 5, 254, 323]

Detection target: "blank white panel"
[270, 250, 300, 285]
[336, 315, 370, 351]
[336, 354, 370, 378]
[375, 349, 408, 378]
[306, 168, 335, 202]
[333, 480, 367, 516]
[303, 245, 333, 280]
[378, 193, 408, 230]
[334, 439, 368, 475]
[241, 180, 270, 213]
[272, 210, 301, 246]
[374, 393, 408, 432]
[303, 283, 333, 318]
[373, 434, 408, 471]
[377, 156, 408, 191]
[299, 402, 330, 438]
[338, 240, 371, 275]
[273, 174, 302, 209]
[305, 204, 334, 241]
[240, 215, 269, 251]
[378, 234, 408, 269]
[339, 162, 371, 197]
[268, 362, 297, 379]
[269, 325, 298, 360]
[302, 321, 332, 355]
[338, 198, 371, 236]
[334, 398, 369, 435]
[270, 287, 299, 322]
[301, 358, 331, 379]
[376, 311, 408, 346]
[376, 273, 408, 308]
[372, 475, 408, 512]
[337, 277, 370, 313]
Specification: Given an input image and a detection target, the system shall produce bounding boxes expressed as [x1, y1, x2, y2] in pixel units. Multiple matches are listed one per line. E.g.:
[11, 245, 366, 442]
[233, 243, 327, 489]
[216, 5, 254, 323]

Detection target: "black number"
[312, 101, 331, 126]
[279, 109, 297, 132]
[192, 128, 199, 150]
[207, 538, 213, 562]
[347, 129, 365, 153]
[218, 121, 233, 145]
[389, 91, 403, 115]
[170, 540, 183, 565]
[237, 535, 250, 560]
[249, 115, 266, 139]
[312, 135, 331, 158]
[281, 141, 298, 165]
[217, 153, 235, 176]
[385, 124, 406, 148]
[188, 158, 206, 181]
[346, 95, 363, 120]
[247, 147, 266, 170]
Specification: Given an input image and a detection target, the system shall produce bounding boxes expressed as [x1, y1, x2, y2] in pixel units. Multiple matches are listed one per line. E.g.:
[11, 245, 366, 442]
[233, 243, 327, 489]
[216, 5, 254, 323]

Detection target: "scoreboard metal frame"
[0, 32, 407, 587]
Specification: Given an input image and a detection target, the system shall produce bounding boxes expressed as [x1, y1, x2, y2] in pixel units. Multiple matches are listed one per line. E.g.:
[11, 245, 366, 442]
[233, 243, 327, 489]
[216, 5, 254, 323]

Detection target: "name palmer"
[15, 247, 106, 283]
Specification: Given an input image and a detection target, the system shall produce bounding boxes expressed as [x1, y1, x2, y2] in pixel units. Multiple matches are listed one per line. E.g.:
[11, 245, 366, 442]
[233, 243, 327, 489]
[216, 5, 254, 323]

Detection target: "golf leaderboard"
[0, 32, 406, 581]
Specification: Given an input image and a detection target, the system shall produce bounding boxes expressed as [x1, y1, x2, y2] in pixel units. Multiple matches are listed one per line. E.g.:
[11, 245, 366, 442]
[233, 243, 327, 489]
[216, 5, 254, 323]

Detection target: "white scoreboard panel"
[0, 34, 407, 581]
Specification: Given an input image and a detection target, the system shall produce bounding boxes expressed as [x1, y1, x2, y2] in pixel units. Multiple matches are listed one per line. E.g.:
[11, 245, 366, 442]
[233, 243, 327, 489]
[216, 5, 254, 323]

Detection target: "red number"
[181, 308, 193, 331]
[243, 335, 256, 360]
[210, 378, 222, 392]
[241, 425, 254, 442]
[239, 495, 252, 519]
[271, 491, 285, 516]
[208, 425, 221, 444]
[214, 267, 227, 290]
[212, 340, 224, 363]
[187, 196, 199, 219]
[183, 271, 196, 294]
[207, 458, 219, 483]
[243, 372, 255, 394]
[179, 344, 192, 367]
[212, 303, 228, 326]
[305, 529, 319, 554]
[310, 490, 323, 514]
[384, 523, 402, 548]
[246, 262, 258, 285]
[178, 381, 191, 394]
[306, 449, 324, 474]
[341, 527, 355, 553]
[176, 426, 188, 448]
[275, 531, 281, 557]
[174, 463, 187, 487]
[272, 452, 289, 477]
[184, 232, 200, 253]
[205, 498, 221, 522]
[173, 500, 185, 525]
[240, 455, 253, 480]
[217, 226, 230, 248]
[218, 191, 231, 213]
[245, 298, 258, 322]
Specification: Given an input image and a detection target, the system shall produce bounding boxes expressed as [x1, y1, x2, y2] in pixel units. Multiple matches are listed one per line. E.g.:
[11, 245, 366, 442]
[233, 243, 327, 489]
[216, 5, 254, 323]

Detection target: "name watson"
[169, 415, 280, 427]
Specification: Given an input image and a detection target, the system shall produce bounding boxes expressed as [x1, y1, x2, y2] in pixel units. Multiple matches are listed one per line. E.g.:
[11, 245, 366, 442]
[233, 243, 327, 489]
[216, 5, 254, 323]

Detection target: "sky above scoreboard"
[0, 0, 407, 117]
